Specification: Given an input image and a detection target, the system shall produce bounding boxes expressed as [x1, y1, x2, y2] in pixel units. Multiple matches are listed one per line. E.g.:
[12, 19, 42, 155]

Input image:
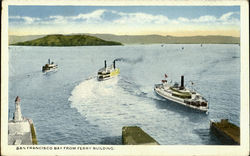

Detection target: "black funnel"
[113, 60, 116, 69]
[104, 60, 107, 68]
[180, 75, 184, 89]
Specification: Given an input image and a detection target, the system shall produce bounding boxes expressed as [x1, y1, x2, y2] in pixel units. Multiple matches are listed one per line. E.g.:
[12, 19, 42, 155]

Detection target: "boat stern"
[110, 68, 120, 77]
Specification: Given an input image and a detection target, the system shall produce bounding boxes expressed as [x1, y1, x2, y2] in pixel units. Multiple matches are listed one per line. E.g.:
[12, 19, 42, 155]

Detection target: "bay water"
[8, 44, 240, 145]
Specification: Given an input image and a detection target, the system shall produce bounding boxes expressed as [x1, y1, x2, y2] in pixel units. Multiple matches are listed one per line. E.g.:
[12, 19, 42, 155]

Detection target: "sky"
[8, 6, 240, 36]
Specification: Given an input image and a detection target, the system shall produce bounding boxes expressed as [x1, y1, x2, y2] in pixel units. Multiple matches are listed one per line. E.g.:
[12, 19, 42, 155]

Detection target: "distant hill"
[89, 34, 240, 44]
[9, 34, 240, 45]
[11, 34, 122, 46]
[9, 35, 45, 44]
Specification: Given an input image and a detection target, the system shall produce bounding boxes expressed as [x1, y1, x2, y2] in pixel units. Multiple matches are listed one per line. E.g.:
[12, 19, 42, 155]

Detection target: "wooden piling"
[122, 126, 159, 145]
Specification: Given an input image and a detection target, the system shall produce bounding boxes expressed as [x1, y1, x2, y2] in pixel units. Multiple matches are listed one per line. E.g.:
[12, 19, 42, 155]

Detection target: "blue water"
[8, 44, 240, 145]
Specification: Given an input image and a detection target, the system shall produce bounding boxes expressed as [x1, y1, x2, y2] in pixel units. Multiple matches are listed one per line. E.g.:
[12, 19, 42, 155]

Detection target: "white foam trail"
[68, 76, 168, 137]
[69, 77, 118, 106]
[68, 76, 195, 144]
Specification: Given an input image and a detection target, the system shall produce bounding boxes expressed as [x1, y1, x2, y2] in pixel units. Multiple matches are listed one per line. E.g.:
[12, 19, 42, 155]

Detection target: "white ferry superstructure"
[154, 75, 208, 112]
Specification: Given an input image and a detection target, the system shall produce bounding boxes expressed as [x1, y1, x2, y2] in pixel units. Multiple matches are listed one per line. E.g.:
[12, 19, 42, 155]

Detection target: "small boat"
[97, 60, 120, 81]
[154, 75, 208, 112]
[42, 59, 58, 72]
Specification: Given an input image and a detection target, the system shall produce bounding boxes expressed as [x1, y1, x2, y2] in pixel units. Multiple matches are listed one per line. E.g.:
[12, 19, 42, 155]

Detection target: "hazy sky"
[9, 6, 240, 36]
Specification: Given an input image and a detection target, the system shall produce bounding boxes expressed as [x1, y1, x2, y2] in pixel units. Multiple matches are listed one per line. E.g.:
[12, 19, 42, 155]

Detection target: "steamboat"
[42, 59, 58, 72]
[97, 60, 120, 81]
[154, 75, 208, 112]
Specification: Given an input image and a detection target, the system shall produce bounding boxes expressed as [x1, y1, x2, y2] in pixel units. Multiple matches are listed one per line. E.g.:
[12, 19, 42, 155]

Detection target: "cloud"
[177, 17, 189, 22]
[192, 15, 217, 23]
[48, 15, 67, 24]
[219, 11, 239, 21]
[9, 9, 240, 36]
[9, 9, 240, 26]
[43, 9, 106, 24]
[9, 16, 41, 24]
[113, 12, 169, 24]
[176, 12, 240, 25]
[72, 9, 106, 21]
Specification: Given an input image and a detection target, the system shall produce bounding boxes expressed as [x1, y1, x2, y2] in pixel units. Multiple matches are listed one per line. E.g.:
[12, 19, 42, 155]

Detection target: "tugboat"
[97, 60, 120, 81]
[154, 75, 208, 112]
[42, 59, 58, 72]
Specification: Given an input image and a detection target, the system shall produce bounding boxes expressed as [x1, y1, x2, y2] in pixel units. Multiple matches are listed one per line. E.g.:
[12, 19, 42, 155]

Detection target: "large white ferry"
[42, 59, 58, 73]
[154, 75, 208, 112]
[97, 60, 120, 81]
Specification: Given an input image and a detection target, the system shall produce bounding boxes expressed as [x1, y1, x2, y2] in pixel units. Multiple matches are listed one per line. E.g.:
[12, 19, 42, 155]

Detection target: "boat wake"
[68, 76, 167, 138]
[69, 76, 119, 106]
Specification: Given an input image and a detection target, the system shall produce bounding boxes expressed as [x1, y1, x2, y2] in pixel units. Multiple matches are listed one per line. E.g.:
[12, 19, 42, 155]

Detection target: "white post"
[14, 96, 23, 122]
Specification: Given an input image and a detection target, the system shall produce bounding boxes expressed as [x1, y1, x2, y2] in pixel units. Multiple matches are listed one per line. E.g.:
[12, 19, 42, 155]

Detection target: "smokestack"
[113, 60, 116, 69]
[104, 60, 107, 68]
[180, 75, 184, 89]
[48, 59, 50, 64]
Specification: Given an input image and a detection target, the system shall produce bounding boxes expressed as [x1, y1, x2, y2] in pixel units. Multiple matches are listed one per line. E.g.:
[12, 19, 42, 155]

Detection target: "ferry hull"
[97, 68, 120, 81]
[154, 86, 208, 112]
[98, 75, 115, 81]
[42, 67, 58, 73]
[42, 65, 58, 73]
